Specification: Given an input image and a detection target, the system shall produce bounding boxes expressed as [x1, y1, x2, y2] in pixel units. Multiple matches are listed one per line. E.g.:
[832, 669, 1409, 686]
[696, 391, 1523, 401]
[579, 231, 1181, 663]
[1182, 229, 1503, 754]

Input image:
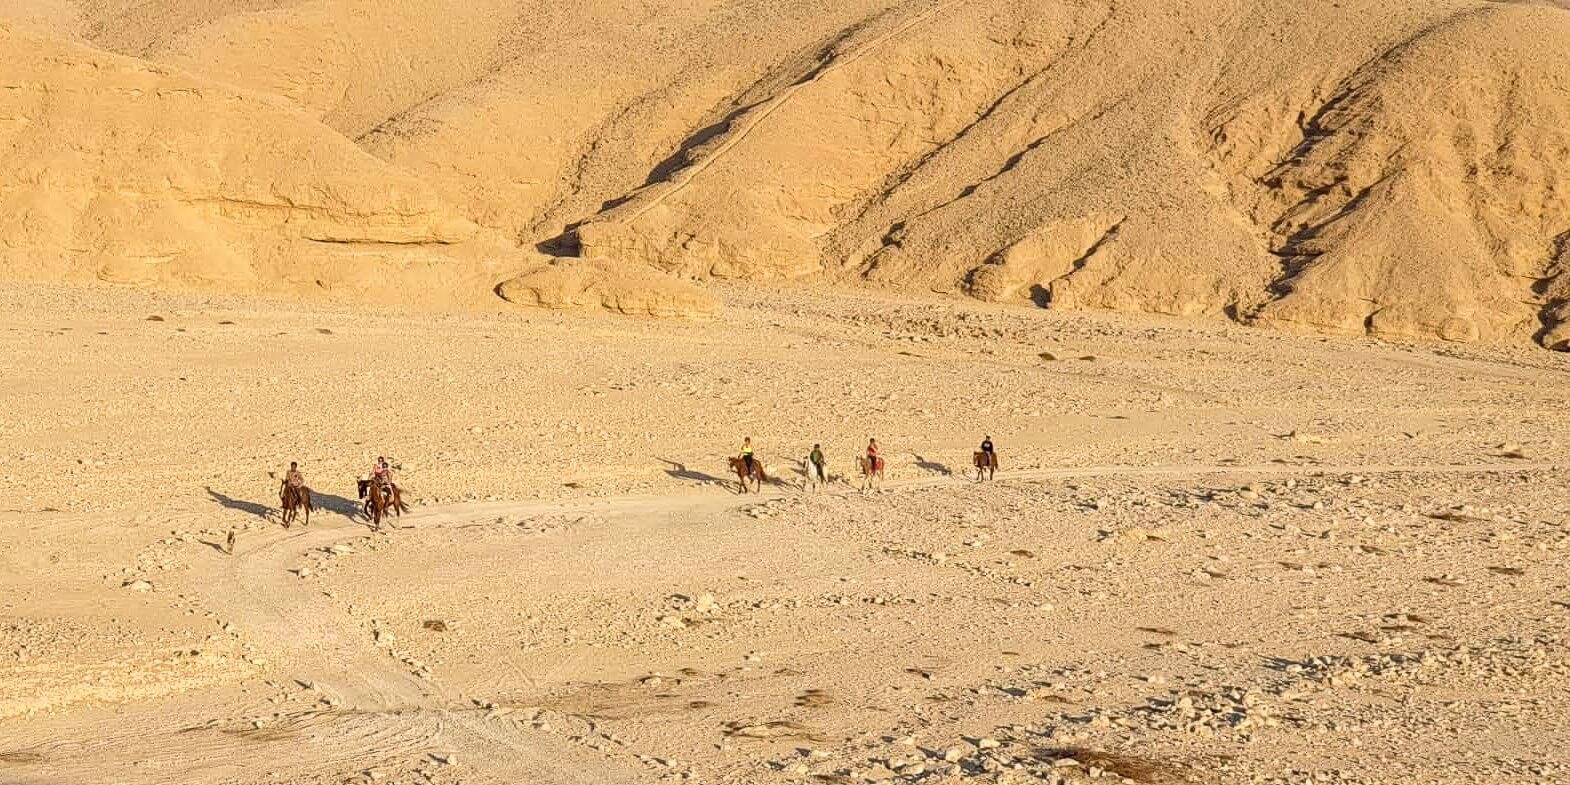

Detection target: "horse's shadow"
[207, 486, 365, 525]
[657, 457, 727, 485]
[313, 491, 364, 518]
[205, 487, 272, 520]
[914, 455, 953, 476]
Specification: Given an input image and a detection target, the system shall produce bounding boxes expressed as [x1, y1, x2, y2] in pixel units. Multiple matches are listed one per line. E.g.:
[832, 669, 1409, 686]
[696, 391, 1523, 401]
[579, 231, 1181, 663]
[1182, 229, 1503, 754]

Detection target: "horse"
[280, 483, 312, 528]
[857, 455, 884, 491]
[729, 456, 766, 494]
[803, 457, 827, 491]
[364, 479, 407, 529]
[973, 451, 998, 482]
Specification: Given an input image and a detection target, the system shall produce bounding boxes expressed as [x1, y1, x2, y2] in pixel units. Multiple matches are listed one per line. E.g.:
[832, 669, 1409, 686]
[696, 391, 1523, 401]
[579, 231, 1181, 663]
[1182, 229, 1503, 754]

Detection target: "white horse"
[803, 457, 826, 491]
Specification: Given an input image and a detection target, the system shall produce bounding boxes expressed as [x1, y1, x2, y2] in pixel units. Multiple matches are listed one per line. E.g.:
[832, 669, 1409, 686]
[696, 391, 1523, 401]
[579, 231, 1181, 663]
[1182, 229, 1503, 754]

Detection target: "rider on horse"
[284, 461, 306, 491]
[360, 456, 395, 499]
[741, 437, 756, 474]
[980, 436, 995, 464]
[866, 438, 881, 473]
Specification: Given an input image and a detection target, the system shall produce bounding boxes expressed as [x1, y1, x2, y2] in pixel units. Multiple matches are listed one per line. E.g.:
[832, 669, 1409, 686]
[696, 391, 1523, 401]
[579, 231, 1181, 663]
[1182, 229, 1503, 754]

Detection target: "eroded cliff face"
[0, 25, 490, 300]
[3, 0, 1568, 339]
[571, 0, 1570, 345]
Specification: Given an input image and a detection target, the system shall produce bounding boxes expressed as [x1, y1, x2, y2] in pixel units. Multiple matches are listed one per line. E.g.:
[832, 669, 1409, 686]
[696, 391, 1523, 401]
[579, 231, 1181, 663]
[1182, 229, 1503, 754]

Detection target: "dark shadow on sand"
[658, 457, 728, 485]
[205, 487, 272, 520]
[311, 491, 365, 519]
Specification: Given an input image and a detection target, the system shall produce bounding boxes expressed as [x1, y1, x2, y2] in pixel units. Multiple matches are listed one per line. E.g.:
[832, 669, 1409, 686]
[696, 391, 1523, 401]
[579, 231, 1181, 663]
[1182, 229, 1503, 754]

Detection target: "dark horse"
[974, 451, 998, 481]
[729, 456, 766, 494]
[280, 483, 312, 527]
[363, 478, 408, 529]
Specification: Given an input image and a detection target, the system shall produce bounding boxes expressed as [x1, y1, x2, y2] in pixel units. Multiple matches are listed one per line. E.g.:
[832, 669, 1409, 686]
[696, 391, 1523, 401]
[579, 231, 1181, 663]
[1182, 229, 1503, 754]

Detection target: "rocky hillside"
[2, 0, 1567, 343]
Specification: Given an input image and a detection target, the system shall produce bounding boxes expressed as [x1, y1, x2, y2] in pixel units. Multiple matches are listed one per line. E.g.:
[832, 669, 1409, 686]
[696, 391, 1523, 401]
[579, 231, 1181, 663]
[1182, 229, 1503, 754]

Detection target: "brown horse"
[280, 483, 312, 528]
[364, 479, 408, 529]
[729, 456, 766, 493]
[973, 451, 998, 482]
[857, 455, 884, 492]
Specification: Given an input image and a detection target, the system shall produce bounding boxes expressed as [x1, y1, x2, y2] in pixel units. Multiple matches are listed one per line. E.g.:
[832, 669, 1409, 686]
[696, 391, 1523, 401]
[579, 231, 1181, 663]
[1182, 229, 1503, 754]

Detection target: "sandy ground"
[3, 282, 1569, 785]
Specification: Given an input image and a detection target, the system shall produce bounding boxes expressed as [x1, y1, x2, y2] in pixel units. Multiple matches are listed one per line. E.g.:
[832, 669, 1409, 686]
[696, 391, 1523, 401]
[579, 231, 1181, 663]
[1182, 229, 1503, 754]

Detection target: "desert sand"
[3, 281, 1570, 784]
[5, 1, 1570, 783]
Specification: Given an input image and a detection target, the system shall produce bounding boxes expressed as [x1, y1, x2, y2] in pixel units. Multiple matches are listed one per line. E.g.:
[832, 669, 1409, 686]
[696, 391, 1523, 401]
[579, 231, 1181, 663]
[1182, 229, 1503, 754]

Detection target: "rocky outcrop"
[495, 258, 718, 318]
[0, 24, 480, 298]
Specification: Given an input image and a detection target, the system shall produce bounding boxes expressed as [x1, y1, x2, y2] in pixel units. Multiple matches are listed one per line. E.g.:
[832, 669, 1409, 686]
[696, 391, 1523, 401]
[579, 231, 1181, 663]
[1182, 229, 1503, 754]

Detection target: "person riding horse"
[360, 456, 396, 500]
[974, 436, 998, 480]
[282, 461, 306, 493]
[740, 437, 756, 474]
[280, 461, 312, 526]
[866, 438, 882, 473]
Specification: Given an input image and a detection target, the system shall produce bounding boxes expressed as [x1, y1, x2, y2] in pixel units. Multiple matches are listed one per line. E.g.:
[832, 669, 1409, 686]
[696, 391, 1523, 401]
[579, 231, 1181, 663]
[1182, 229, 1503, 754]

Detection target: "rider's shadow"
[205, 487, 272, 519]
[657, 457, 727, 485]
[313, 492, 363, 518]
[914, 456, 953, 476]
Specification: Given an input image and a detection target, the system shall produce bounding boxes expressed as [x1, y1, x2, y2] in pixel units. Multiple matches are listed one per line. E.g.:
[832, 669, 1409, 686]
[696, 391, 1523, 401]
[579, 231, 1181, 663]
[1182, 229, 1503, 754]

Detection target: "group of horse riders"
[280, 435, 1000, 525]
[738, 435, 999, 488]
[276, 456, 404, 528]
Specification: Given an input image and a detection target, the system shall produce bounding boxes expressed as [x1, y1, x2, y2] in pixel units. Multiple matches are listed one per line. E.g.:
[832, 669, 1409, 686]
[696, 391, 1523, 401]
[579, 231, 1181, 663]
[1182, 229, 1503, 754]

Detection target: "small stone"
[859, 764, 896, 781]
[123, 579, 153, 592]
[429, 752, 453, 765]
[943, 746, 968, 762]
[977, 737, 1000, 749]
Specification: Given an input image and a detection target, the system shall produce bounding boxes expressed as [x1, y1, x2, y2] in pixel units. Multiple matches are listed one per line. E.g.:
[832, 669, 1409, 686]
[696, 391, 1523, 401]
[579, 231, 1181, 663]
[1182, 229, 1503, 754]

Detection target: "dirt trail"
[222, 457, 1556, 689]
